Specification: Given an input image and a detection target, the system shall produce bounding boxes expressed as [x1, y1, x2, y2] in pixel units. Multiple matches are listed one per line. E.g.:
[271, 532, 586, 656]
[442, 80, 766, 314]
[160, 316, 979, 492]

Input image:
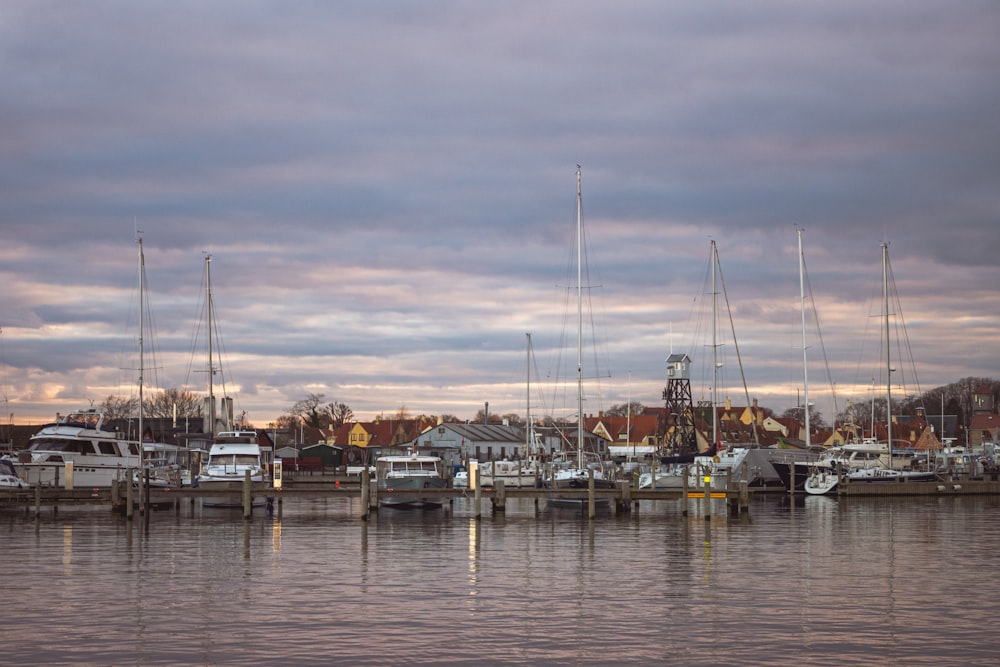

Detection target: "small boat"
[134, 441, 205, 488]
[801, 441, 895, 495]
[195, 431, 264, 506]
[804, 468, 841, 495]
[13, 410, 141, 487]
[638, 462, 700, 490]
[846, 467, 939, 483]
[376, 453, 448, 508]
[474, 459, 541, 488]
[0, 457, 30, 489]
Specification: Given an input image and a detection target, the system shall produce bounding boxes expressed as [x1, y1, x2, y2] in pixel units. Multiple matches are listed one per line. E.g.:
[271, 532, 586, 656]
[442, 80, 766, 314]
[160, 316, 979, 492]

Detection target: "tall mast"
[205, 254, 216, 436]
[798, 228, 810, 448]
[883, 241, 892, 469]
[576, 165, 584, 468]
[711, 240, 719, 449]
[138, 235, 146, 473]
[525, 332, 532, 456]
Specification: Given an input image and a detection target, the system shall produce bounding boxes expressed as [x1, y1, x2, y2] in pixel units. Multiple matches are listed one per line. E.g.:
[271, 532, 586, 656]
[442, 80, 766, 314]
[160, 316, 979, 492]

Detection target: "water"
[3, 494, 998, 666]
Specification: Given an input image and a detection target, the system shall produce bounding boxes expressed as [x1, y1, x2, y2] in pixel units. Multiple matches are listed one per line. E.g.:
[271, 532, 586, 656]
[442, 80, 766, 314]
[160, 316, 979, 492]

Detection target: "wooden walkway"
[0, 473, 750, 521]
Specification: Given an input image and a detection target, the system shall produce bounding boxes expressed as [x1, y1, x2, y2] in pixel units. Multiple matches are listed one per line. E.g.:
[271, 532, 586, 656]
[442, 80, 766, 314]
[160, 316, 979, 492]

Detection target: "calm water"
[3, 494, 998, 666]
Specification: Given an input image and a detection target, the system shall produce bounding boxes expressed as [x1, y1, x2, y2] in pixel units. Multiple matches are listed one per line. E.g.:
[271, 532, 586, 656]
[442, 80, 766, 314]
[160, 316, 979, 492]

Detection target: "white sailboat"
[193, 255, 264, 505]
[547, 166, 615, 502]
[805, 241, 936, 494]
[12, 238, 163, 488]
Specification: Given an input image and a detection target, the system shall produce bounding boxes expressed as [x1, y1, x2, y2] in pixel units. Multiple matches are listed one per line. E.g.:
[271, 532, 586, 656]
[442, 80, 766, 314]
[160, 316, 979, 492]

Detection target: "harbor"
[7, 462, 1000, 520]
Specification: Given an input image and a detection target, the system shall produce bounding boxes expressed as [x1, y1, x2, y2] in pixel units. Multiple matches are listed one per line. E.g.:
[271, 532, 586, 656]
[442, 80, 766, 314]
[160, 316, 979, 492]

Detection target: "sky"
[2, 1, 999, 429]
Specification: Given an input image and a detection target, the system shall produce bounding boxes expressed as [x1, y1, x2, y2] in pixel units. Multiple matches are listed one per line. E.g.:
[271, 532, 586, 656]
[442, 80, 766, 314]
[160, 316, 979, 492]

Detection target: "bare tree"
[327, 401, 354, 428]
[472, 408, 502, 424]
[144, 388, 201, 419]
[604, 403, 646, 417]
[99, 394, 138, 420]
[287, 393, 327, 429]
[501, 412, 524, 426]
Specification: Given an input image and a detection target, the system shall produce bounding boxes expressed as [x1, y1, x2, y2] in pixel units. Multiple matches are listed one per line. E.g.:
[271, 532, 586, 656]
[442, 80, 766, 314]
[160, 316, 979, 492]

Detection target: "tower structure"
[662, 353, 697, 454]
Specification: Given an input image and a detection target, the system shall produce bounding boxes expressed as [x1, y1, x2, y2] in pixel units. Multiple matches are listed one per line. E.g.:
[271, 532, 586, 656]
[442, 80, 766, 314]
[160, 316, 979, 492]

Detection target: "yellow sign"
[272, 459, 283, 489]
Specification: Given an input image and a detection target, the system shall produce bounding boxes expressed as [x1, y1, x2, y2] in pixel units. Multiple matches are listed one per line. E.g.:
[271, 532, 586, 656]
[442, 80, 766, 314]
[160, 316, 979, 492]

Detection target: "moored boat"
[195, 430, 264, 506]
[0, 457, 30, 489]
[13, 410, 140, 487]
[376, 453, 447, 508]
[475, 459, 541, 488]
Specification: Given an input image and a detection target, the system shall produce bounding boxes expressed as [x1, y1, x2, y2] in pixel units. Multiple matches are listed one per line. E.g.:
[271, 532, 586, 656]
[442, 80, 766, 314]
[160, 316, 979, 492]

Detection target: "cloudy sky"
[2, 1, 998, 429]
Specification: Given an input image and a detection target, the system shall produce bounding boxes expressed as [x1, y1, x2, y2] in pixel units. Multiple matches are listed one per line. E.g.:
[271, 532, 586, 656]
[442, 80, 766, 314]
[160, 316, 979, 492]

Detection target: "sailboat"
[11, 239, 158, 488]
[546, 166, 616, 501]
[192, 254, 264, 505]
[771, 228, 830, 492]
[643, 240, 742, 490]
[476, 333, 545, 489]
[804, 241, 937, 495]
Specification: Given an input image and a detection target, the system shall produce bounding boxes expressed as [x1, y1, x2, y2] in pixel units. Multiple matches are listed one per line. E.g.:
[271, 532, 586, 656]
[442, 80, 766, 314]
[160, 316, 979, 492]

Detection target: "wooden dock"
[0, 472, 751, 521]
[8, 468, 996, 519]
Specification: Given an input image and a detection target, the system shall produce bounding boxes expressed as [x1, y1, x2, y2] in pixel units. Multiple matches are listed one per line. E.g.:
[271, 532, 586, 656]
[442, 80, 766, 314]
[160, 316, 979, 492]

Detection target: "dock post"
[474, 467, 482, 519]
[493, 479, 506, 513]
[361, 468, 370, 520]
[682, 464, 689, 517]
[34, 484, 41, 518]
[143, 467, 151, 518]
[126, 474, 134, 520]
[242, 470, 252, 519]
[703, 463, 711, 522]
[588, 468, 595, 520]
[619, 480, 632, 514]
[740, 480, 749, 514]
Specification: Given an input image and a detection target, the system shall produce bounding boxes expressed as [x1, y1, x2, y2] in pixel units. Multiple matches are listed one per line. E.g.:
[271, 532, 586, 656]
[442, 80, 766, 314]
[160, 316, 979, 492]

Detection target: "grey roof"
[443, 423, 524, 443]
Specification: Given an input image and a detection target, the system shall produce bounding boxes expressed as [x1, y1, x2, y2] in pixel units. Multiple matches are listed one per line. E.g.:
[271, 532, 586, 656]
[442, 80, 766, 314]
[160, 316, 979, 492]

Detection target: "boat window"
[233, 454, 260, 465]
[98, 442, 118, 455]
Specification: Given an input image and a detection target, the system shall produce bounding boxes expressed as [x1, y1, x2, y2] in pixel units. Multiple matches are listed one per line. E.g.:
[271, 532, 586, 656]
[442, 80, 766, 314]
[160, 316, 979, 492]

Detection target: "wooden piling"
[242, 470, 252, 519]
[618, 480, 632, 514]
[361, 468, 370, 520]
[493, 479, 506, 513]
[474, 467, 482, 519]
[703, 463, 711, 522]
[126, 474, 134, 520]
[588, 468, 595, 520]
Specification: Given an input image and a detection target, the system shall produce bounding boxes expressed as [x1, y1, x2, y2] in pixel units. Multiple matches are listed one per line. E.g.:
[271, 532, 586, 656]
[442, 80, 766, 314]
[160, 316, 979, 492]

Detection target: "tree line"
[98, 377, 998, 434]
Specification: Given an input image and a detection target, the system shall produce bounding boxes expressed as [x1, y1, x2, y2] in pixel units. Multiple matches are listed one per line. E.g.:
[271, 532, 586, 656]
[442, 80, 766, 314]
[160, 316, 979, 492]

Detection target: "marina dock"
[6, 468, 1000, 520]
[0, 470, 753, 521]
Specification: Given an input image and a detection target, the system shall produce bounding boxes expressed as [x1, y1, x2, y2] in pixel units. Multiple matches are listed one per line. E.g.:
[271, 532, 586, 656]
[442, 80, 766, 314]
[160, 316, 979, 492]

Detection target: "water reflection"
[3, 497, 1000, 665]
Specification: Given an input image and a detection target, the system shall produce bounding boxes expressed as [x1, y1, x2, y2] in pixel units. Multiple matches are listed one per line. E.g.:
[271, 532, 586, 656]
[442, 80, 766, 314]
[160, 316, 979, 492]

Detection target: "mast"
[798, 228, 810, 448]
[525, 332, 533, 457]
[711, 240, 719, 450]
[205, 254, 216, 436]
[883, 241, 892, 469]
[627, 371, 633, 460]
[137, 235, 146, 476]
[576, 165, 584, 469]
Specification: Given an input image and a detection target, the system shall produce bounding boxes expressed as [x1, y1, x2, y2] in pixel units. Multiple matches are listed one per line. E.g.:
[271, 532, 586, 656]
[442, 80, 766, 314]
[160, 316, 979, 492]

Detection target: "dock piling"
[588, 468, 595, 520]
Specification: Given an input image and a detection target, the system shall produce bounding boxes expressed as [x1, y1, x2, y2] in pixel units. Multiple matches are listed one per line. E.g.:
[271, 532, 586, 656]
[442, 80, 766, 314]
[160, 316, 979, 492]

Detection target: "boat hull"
[377, 476, 449, 508]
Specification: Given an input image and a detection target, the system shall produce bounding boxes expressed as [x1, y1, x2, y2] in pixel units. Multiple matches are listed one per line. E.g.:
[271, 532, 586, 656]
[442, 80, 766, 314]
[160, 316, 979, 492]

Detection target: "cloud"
[2, 1, 998, 428]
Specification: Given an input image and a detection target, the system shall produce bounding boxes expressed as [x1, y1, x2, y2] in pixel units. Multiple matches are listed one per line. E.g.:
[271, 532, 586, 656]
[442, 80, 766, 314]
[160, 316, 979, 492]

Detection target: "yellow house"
[349, 422, 373, 448]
